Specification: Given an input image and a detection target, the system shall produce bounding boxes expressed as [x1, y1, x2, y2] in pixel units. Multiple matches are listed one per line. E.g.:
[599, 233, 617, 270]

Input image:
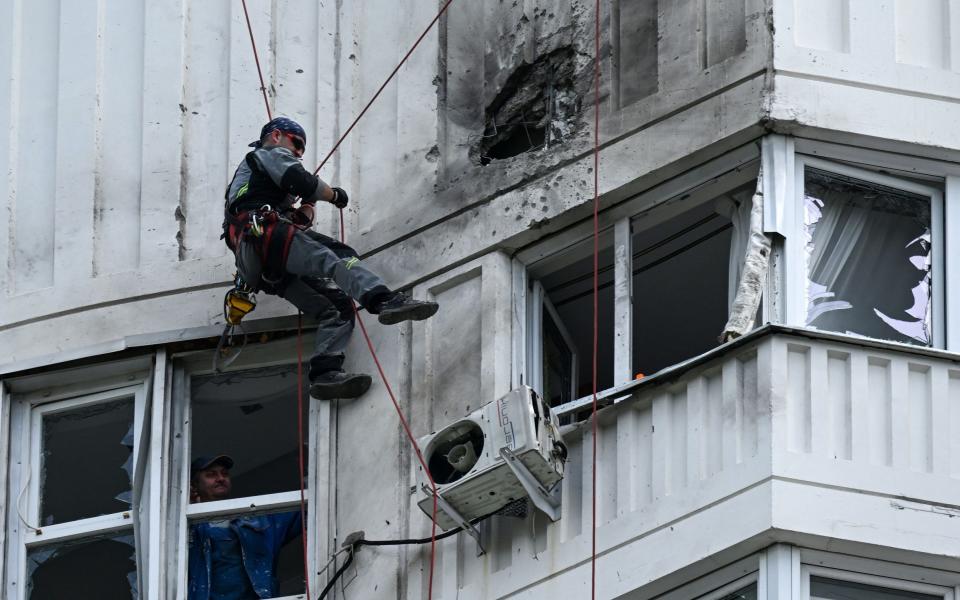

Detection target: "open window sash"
[528, 280, 579, 407]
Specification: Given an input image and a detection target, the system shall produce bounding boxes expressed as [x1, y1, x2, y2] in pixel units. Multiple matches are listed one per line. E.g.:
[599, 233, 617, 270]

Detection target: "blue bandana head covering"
[249, 117, 307, 148]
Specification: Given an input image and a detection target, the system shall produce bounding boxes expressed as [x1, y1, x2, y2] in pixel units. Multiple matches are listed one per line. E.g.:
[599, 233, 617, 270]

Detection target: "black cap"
[191, 454, 234, 474]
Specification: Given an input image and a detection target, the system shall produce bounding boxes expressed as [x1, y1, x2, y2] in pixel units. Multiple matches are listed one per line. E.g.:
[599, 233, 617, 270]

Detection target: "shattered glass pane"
[810, 576, 940, 599]
[805, 169, 932, 346]
[191, 366, 308, 498]
[27, 531, 137, 599]
[40, 397, 135, 525]
[189, 513, 305, 598]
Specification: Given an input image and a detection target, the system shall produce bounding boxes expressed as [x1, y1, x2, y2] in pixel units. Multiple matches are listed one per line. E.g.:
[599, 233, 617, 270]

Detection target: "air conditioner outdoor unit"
[416, 386, 566, 531]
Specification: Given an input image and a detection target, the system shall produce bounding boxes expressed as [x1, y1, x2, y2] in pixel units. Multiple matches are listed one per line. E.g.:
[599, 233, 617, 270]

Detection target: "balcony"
[406, 325, 960, 599]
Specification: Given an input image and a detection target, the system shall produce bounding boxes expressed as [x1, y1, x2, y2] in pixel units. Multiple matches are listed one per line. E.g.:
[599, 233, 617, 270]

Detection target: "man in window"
[188, 455, 303, 600]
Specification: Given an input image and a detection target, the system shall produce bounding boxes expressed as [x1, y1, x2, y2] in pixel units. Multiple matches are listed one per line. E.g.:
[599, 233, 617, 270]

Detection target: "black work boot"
[309, 371, 372, 400]
[374, 292, 439, 325]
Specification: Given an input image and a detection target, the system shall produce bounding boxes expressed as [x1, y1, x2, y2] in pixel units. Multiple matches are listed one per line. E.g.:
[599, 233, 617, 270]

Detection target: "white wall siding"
[399, 329, 960, 599]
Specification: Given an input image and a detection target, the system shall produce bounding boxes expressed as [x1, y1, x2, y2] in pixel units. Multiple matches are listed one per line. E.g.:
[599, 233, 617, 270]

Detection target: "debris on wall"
[721, 170, 770, 341]
[472, 47, 585, 165]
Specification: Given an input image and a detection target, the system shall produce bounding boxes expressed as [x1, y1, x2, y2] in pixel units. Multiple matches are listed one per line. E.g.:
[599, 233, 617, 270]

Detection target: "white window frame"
[172, 337, 319, 600]
[517, 142, 761, 419]
[528, 280, 579, 405]
[3, 370, 151, 600]
[786, 154, 945, 347]
[653, 553, 760, 599]
[802, 564, 955, 599]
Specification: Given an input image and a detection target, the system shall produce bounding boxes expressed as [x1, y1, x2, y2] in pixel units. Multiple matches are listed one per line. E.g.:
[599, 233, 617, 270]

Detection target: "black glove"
[330, 187, 349, 209]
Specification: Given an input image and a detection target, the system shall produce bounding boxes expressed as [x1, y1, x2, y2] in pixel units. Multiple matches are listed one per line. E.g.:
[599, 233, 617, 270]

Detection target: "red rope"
[240, 0, 272, 121]
[296, 313, 312, 600]
[590, 0, 602, 597]
[314, 0, 456, 175]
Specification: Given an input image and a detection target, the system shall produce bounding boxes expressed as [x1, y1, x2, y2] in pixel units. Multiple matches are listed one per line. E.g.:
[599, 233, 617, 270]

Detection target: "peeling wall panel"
[94, 0, 145, 276]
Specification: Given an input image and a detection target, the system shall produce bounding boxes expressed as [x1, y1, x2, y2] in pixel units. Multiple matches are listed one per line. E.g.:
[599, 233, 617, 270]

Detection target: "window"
[521, 152, 760, 416]
[802, 565, 955, 600]
[182, 362, 312, 599]
[798, 158, 943, 346]
[5, 382, 148, 600]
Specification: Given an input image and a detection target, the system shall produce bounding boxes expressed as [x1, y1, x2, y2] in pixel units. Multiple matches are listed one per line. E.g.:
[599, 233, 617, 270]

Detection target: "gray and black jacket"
[224, 145, 324, 215]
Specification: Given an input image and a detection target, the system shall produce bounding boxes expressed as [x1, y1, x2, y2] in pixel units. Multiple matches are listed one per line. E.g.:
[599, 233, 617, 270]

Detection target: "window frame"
[788, 154, 945, 347]
[801, 564, 955, 599]
[3, 372, 151, 600]
[517, 142, 761, 419]
[171, 336, 320, 600]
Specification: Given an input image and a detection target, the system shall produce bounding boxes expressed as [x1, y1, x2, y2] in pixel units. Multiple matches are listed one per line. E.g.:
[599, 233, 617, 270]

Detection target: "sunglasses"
[283, 132, 305, 153]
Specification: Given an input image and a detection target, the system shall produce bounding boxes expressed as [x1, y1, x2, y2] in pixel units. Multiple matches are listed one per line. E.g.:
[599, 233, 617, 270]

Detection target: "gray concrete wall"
[0, 0, 770, 368]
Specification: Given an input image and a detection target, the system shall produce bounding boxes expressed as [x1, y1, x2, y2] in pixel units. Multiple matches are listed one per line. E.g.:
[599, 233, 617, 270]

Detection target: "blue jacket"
[188, 511, 303, 600]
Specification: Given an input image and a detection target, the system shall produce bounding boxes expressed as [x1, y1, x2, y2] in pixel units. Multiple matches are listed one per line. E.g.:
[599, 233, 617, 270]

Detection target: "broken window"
[191, 365, 308, 498]
[18, 384, 146, 600]
[631, 191, 742, 376]
[524, 172, 761, 413]
[804, 167, 937, 346]
[27, 533, 137, 599]
[39, 396, 135, 525]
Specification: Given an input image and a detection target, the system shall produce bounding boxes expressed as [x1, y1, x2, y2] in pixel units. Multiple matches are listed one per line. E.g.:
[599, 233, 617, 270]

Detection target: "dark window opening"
[40, 397, 135, 525]
[632, 197, 736, 376]
[716, 582, 758, 600]
[810, 576, 941, 600]
[538, 238, 616, 400]
[28, 533, 137, 599]
[191, 365, 308, 498]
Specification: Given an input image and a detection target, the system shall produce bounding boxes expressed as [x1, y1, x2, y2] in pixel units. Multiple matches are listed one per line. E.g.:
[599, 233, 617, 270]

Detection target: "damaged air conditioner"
[416, 386, 567, 531]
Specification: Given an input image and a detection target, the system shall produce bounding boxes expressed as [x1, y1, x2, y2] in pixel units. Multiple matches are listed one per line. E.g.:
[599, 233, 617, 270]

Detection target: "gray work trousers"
[236, 228, 391, 376]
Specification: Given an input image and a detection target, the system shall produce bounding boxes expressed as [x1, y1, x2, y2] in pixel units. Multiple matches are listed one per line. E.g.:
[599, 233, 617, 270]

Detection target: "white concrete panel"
[53, 1, 98, 288]
[94, 0, 145, 276]
[179, 0, 231, 262]
[793, 0, 850, 52]
[139, 0, 185, 266]
[13, 0, 59, 294]
[895, 0, 949, 69]
[0, 0, 16, 299]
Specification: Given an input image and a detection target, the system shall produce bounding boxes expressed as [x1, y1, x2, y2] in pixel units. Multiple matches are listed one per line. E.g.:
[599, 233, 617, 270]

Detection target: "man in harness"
[223, 117, 438, 400]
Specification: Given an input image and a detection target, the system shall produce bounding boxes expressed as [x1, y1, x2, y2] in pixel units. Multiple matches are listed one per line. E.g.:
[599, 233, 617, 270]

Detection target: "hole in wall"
[473, 47, 583, 166]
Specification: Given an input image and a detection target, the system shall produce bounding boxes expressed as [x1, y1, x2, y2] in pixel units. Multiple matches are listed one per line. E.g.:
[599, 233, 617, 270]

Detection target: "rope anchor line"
[238, 1, 458, 598]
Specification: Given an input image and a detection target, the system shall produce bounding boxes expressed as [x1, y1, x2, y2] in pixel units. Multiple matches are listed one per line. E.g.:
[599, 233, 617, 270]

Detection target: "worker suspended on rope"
[222, 117, 439, 400]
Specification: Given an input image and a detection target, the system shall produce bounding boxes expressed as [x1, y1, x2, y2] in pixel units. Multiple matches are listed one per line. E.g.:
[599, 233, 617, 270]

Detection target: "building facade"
[2, 0, 960, 598]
